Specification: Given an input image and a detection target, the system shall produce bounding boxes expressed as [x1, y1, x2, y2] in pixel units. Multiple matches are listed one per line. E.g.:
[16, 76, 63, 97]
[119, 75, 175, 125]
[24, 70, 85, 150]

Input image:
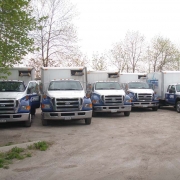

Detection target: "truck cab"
[89, 81, 132, 116]
[87, 71, 131, 116]
[164, 83, 180, 112]
[0, 67, 41, 127]
[147, 71, 180, 112]
[124, 81, 159, 111]
[40, 67, 92, 125]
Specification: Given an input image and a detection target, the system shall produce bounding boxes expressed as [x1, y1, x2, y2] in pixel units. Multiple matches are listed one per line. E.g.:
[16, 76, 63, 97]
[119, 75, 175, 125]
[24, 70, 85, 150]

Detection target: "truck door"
[165, 85, 176, 105]
[26, 81, 41, 109]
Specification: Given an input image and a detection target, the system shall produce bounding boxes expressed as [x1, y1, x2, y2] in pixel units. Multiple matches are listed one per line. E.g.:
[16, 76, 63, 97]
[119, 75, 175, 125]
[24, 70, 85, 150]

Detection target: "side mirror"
[169, 89, 175, 93]
[39, 83, 43, 94]
[27, 88, 31, 94]
[86, 91, 91, 98]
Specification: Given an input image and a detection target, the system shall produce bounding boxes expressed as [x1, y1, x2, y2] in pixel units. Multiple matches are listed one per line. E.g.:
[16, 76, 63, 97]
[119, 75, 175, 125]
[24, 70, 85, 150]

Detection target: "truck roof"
[162, 71, 180, 74]
[0, 80, 23, 82]
[127, 81, 146, 83]
[41, 67, 85, 70]
[50, 79, 80, 81]
[94, 81, 118, 83]
[169, 83, 180, 86]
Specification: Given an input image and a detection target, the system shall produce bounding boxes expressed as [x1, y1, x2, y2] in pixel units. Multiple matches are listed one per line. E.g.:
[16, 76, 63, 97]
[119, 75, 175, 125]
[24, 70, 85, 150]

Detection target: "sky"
[72, 0, 180, 58]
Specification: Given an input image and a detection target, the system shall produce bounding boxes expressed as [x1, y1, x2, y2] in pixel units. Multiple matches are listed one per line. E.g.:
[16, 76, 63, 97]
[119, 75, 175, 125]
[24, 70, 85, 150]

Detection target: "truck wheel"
[30, 107, 36, 119]
[41, 114, 48, 126]
[85, 118, 91, 125]
[176, 101, 180, 113]
[24, 114, 32, 127]
[124, 111, 130, 116]
[152, 107, 158, 111]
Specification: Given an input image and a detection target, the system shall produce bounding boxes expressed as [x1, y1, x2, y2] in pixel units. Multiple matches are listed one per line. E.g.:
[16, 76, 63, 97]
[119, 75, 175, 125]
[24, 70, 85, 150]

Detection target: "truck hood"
[128, 89, 154, 94]
[47, 90, 85, 98]
[0, 92, 26, 100]
[94, 90, 125, 96]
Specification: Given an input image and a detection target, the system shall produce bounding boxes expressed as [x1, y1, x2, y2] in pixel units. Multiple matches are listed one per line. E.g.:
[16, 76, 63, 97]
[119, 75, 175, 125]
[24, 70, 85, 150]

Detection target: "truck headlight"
[41, 104, 51, 109]
[21, 105, 31, 110]
[154, 96, 159, 100]
[92, 99, 100, 104]
[125, 99, 132, 103]
[84, 103, 92, 108]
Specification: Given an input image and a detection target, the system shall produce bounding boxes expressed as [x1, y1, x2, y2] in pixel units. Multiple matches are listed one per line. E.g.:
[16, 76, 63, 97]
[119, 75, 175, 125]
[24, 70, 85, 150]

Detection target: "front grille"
[137, 93, 153, 101]
[54, 98, 82, 111]
[0, 99, 17, 113]
[103, 95, 123, 105]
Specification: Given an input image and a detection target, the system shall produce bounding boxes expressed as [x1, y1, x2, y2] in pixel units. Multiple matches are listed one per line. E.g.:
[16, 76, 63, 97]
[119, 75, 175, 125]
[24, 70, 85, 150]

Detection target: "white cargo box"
[0, 67, 35, 86]
[119, 73, 147, 83]
[147, 71, 180, 99]
[87, 71, 119, 84]
[41, 67, 87, 92]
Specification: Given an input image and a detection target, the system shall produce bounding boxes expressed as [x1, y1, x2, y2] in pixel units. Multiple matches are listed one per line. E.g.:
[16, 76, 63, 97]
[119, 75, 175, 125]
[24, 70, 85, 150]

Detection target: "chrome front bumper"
[0, 113, 30, 123]
[42, 110, 92, 120]
[93, 105, 131, 112]
[132, 102, 159, 108]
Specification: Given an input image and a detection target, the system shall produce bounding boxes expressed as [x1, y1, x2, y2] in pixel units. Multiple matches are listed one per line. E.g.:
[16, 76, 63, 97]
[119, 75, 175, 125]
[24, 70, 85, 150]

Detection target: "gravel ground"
[0, 107, 180, 180]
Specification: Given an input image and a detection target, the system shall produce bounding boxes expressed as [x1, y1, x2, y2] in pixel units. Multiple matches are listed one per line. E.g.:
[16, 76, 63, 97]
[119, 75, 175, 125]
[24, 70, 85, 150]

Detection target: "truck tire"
[85, 118, 91, 125]
[24, 114, 32, 127]
[41, 114, 48, 126]
[152, 107, 158, 111]
[31, 108, 36, 119]
[176, 101, 180, 113]
[124, 111, 130, 116]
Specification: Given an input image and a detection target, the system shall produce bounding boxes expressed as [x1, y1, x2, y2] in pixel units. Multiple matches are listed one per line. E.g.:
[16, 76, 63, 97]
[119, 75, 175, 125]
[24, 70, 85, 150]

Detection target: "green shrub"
[34, 141, 49, 151]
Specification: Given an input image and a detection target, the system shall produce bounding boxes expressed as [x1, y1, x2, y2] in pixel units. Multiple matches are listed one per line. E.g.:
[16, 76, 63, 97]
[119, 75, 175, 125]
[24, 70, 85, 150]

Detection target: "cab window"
[27, 82, 39, 94]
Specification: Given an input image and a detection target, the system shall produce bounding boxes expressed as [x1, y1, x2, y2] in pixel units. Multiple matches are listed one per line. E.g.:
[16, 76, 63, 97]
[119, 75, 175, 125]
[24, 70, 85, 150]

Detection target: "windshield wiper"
[49, 88, 63, 90]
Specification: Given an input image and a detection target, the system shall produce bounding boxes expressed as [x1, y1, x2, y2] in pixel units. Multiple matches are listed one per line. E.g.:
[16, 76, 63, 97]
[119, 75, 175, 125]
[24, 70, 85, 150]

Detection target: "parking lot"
[1, 107, 180, 180]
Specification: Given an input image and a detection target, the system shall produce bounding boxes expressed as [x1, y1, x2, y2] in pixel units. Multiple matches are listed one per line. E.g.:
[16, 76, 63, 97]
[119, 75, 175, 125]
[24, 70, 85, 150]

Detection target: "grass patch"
[0, 141, 50, 169]
[5, 142, 14, 146]
[28, 141, 49, 151]
[0, 142, 14, 147]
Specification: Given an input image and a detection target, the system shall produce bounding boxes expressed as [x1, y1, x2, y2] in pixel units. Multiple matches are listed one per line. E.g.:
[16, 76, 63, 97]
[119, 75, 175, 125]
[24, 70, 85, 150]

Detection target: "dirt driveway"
[0, 107, 180, 180]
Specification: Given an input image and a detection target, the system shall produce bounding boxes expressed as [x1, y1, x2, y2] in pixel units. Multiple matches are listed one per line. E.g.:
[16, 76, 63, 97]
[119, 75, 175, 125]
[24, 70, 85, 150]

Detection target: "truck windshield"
[0, 81, 25, 92]
[128, 82, 150, 89]
[48, 81, 83, 90]
[95, 82, 122, 90]
[176, 85, 180, 92]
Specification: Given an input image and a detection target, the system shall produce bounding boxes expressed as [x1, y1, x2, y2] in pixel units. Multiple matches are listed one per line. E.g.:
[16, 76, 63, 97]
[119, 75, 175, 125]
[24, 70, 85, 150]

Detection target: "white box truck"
[0, 67, 41, 127]
[119, 73, 159, 111]
[87, 71, 132, 116]
[147, 71, 180, 112]
[41, 67, 92, 125]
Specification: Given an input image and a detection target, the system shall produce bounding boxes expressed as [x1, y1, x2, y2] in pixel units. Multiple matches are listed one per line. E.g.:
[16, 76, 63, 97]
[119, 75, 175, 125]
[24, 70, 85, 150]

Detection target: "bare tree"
[149, 36, 178, 72]
[60, 47, 89, 67]
[30, 0, 77, 67]
[109, 42, 128, 73]
[109, 31, 145, 73]
[124, 31, 145, 73]
[91, 53, 107, 71]
[28, 58, 42, 79]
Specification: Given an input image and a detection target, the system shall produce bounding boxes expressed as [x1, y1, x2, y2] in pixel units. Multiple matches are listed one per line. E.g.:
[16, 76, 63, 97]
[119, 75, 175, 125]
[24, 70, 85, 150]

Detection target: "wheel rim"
[29, 114, 32, 123]
[177, 103, 180, 112]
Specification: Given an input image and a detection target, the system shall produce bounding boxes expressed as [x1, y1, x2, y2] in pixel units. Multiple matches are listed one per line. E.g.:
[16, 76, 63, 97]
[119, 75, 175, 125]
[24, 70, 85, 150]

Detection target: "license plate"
[143, 105, 148, 107]
[64, 117, 71, 120]
[30, 96, 39, 102]
[0, 119, 7, 123]
[111, 110, 117, 113]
